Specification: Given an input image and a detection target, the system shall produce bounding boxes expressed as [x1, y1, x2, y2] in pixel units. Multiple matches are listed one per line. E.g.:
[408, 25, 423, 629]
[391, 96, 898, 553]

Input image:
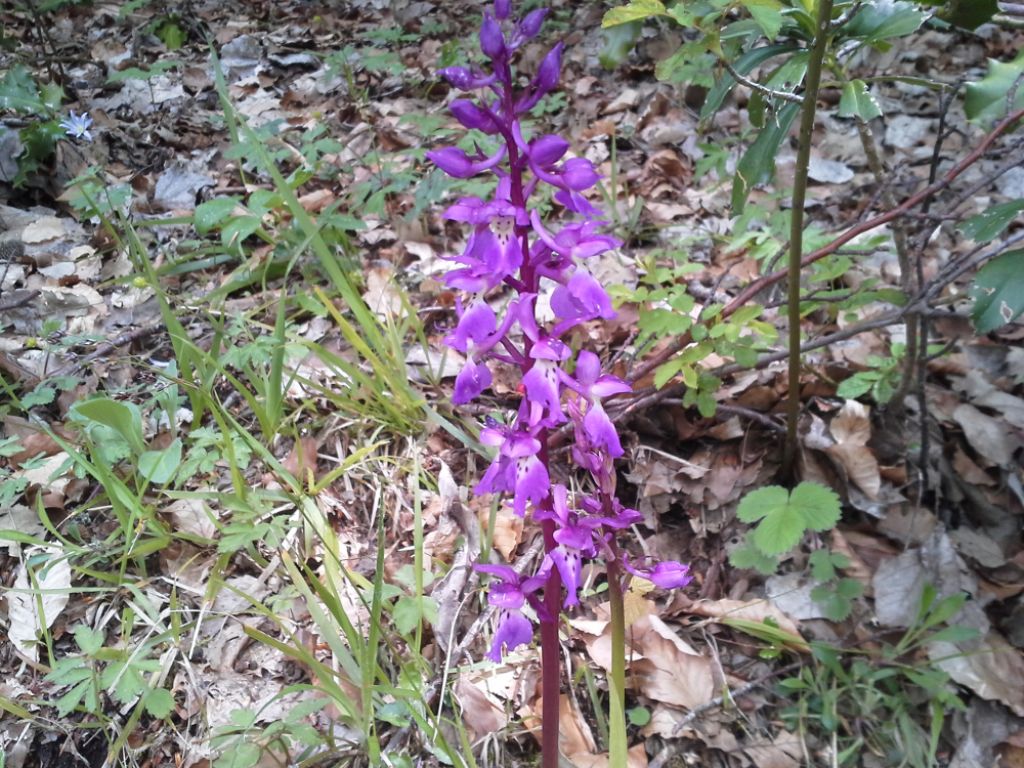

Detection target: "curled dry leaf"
[826, 400, 881, 499]
[454, 674, 508, 740]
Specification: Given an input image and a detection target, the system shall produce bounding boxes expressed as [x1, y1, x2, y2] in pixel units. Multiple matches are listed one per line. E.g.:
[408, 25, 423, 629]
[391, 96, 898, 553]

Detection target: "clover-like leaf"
[737, 483, 841, 556]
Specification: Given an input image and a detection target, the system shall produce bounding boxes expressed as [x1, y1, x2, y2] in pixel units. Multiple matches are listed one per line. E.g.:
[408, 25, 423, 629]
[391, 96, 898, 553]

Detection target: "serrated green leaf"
[960, 200, 1024, 243]
[965, 51, 1024, 125]
[737, 485, 790, 523]
[144, 687, 174, 718]
[752, 504, 805, 554]
[833, 577, 864, 599]
[810, 583, 854, 621]
[839, 79, 883, 120]
[970, 249, 1024, 333]
[808, 548, 836, 581]
[602, 0, 667, 27]
[728, 540, 779, 574]
[790, 482, 841, 531]
[74, 626, 105, 656]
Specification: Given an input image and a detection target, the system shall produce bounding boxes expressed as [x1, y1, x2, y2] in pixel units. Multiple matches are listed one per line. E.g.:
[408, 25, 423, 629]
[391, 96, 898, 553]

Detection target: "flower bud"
[494, 0, 511, 20]
[536, 43, 563, 94]
[519, 8, 548, 40]
[450, 99, 501, 134]
[427, 147, 475, 178]
[529, 134, 570, 167]
[480, 14, 507, 61]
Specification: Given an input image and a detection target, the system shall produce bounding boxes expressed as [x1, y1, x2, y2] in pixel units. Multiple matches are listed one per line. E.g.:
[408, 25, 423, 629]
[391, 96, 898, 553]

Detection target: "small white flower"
[59, 111, 93, 142]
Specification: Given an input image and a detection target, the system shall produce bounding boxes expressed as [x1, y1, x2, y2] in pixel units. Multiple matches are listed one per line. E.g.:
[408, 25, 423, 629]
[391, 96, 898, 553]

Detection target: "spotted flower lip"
[59, 111, 93, 141]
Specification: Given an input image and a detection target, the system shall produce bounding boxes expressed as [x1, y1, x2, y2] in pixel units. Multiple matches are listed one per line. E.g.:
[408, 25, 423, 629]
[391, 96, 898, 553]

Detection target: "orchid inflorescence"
[430, 0, 691, 664]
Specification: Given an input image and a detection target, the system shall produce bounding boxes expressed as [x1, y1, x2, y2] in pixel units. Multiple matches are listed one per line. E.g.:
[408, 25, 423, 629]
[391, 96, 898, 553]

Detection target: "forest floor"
[2, 1, 1024, 767]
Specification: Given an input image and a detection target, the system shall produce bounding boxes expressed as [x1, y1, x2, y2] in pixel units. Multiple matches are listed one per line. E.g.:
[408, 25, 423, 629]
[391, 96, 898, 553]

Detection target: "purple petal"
[583, 403, 623, 458]
[446, 301, 497, 352]
[648, 562, 693, 589]
[475, 563, 517, 581]
[475, 455, 514, 496]
[453, 358, 492, 404]
[523, 360, 564, 424]
[547, 547, 582, 606]
[513, 455, 549, 516]
[428, 147, 474, 178]
[494, 0, 511, 20]
[487, 611, 533, 661]
[529, 134, 570, 167]
[591, 375, 631, 399]
[561, 158, 600, 191]
[487, 582, 526, 610]
[574, 351, 602, 388]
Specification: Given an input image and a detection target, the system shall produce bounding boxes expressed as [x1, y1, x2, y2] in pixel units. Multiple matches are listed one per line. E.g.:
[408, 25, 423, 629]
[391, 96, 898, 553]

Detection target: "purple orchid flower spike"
[427, 13, 692, 750]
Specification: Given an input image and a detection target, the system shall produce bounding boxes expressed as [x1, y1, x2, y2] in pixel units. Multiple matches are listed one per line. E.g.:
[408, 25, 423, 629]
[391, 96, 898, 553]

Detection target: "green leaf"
[627, 706, 652, 726]
[0, 64, 44, 114]
[836, 372, 876, 399]
[737, 482, 841, 556]
[220, 214, 262, 247]
[959, 200, 1024, 243]
[214, 741, 261, 768]
[71, 398, 145, 454]
[808, 548, 836, 581]
[810, 582, 855, 621]
[144, 687, 174, 718]
[965, 51, 1024, 125]
[844, 1, 926, 46]
[742, 0, 784, 39]
[752, 503, 804, 554]
[970, 249, 1024, 333]
[653, 358, 684, 389]
[917, 0, 998, 29]
[193, 197, 242, 234]
[791, 482, 842, 531]
[602, 0, 667, 27]
[729, 539, 779, 574]
[392, 595, 436, 636]
[839, 79, 883, 120]
[732, 101, 800, 214]
[737, 486, 789, 523]
[599, 20, 642, 70]
[702, 44, 799, 122]
[138, 438, 182, 485]
[74, 626, 105, 656]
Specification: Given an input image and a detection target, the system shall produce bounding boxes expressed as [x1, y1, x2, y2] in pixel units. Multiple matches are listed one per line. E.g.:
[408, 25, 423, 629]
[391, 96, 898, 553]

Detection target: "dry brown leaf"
[628, 615, 715, 710]
[454, 675, 508, 739]
[826, 400, 880, 499]
[953, 403, 1018, 467]
[688, 598, 804, 643]
[931, 631, 1024, 717]
[743, 729, 804, 768]
[952, 445, 997, 486]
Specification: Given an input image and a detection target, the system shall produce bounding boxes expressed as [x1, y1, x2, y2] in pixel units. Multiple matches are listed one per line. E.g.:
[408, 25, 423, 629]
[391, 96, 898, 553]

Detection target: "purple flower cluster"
[430, 0, 692, 662]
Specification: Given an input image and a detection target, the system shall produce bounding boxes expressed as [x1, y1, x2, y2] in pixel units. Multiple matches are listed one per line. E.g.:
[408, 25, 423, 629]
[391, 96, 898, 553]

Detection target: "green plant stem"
[606, 548, 628, 768]
[783, 0, 834, 476]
